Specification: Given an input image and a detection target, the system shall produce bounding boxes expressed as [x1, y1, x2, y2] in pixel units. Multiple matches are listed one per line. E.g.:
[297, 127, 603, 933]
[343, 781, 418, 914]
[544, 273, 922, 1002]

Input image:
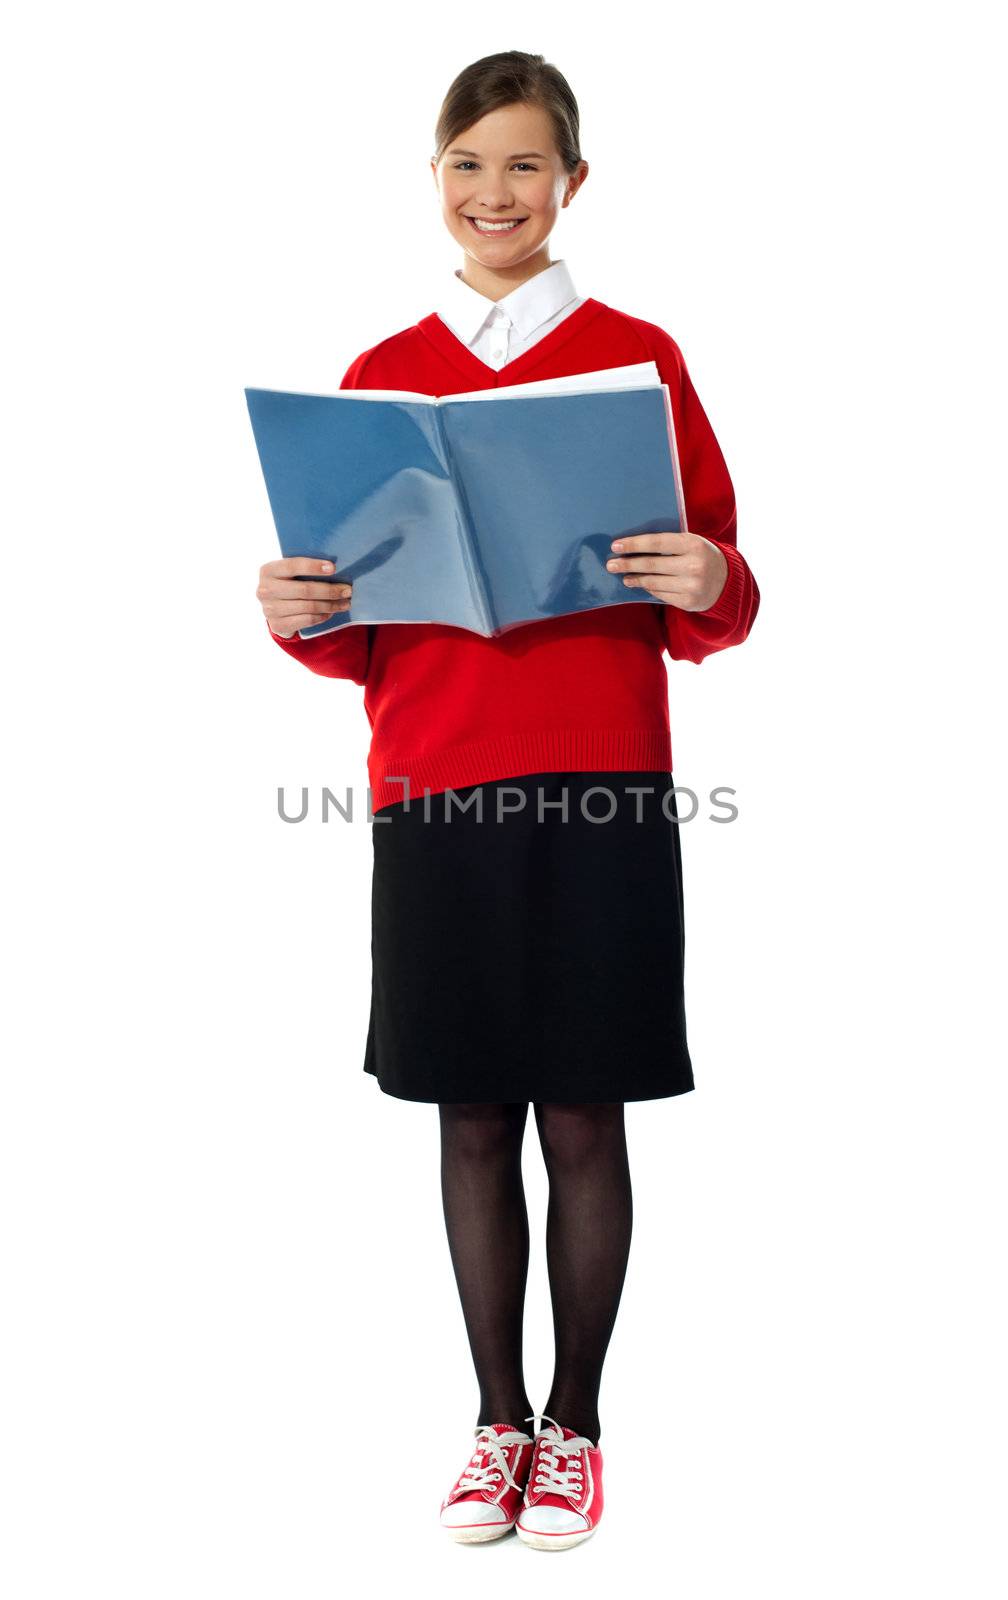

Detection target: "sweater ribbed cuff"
[695, 540, 747, 628]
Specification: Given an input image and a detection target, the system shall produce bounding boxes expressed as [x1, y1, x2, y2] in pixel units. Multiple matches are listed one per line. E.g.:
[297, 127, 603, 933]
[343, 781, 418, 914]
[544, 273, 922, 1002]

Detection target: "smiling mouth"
[465, 216, 529, 234]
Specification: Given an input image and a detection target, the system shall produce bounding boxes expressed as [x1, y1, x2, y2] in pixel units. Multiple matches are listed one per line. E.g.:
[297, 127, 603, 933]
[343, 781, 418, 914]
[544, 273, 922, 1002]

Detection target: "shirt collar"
[435, 258, 581, 348]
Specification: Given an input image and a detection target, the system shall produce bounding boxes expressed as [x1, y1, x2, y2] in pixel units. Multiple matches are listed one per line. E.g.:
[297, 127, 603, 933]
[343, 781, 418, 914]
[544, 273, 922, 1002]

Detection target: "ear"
[569, 162, 589, 202]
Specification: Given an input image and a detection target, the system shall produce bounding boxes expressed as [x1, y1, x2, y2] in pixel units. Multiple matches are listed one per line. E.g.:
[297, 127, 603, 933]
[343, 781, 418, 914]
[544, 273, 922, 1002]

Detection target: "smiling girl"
[256, 51, 759, 1550]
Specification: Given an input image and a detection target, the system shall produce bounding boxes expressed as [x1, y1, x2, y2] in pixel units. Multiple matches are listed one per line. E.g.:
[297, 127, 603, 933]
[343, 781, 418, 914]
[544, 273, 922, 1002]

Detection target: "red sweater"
[270, 297, 760, 812]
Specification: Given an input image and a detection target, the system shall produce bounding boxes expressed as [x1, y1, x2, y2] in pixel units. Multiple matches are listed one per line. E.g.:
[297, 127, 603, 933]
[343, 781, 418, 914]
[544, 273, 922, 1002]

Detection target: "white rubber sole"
[443, 1520, 516, 1544]
[515, 1522, 596, 1551]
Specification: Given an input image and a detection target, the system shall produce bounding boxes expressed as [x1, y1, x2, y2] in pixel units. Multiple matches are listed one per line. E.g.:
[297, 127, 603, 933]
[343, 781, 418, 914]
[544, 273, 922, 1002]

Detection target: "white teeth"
[470, 217, 524, 232]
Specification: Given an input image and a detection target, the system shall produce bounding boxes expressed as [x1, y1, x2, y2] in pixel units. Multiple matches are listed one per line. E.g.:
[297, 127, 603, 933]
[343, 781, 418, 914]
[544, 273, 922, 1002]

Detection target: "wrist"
[693, 540, 745, 624]
[697, 537, 729, 608]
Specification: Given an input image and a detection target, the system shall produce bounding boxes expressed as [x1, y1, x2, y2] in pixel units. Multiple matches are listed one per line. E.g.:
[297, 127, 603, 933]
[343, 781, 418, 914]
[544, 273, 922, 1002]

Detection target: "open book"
[245, 361, 688, 639]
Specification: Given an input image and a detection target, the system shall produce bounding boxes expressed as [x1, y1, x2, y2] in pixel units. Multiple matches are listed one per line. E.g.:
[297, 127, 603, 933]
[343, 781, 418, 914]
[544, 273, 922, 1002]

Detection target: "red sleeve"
[267, 618, 372, 685]
[266, 347, 379, 685]
[649, 329, 760, 664]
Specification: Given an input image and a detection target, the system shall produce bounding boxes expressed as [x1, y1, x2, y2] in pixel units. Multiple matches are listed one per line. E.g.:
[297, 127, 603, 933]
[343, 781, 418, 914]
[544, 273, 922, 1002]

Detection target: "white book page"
[254, 361, 662, 407]
[260, 387, 436, 403]
[444, 360, 661, 402]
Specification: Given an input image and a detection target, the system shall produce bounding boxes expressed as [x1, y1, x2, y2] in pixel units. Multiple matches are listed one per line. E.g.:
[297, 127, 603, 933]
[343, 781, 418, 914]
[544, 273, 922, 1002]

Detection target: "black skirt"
[363, 771, 694, 1104]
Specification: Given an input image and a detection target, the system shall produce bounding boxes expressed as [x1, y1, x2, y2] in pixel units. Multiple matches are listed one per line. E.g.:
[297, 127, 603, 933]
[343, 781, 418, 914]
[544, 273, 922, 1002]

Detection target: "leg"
[438, 1101, 534, 1428]
[533, 1101, 633, 1446]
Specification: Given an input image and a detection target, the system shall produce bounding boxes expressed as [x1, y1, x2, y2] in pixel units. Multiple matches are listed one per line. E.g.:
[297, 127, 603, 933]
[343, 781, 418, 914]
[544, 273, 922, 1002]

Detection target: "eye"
[453, 161, 538, 173]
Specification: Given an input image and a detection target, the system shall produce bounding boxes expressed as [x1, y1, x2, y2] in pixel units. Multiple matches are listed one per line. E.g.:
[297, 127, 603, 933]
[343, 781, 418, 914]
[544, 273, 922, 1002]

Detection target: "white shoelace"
[455, 1425, 533, 1495]
[526, 1413, 594, 1500]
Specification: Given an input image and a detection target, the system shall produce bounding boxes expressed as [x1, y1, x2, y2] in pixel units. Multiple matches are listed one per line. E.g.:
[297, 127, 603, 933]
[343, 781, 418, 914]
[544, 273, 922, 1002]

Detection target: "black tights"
[437, 1101, 633, 1448]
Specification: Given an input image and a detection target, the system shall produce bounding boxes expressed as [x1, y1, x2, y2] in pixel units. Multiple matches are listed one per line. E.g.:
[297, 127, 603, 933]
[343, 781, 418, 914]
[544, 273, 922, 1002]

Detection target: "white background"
[3, 3, 1005, 1595]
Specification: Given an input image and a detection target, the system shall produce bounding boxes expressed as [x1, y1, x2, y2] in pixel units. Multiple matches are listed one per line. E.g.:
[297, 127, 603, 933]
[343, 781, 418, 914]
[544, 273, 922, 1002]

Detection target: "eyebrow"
[447, 148, 548, 159]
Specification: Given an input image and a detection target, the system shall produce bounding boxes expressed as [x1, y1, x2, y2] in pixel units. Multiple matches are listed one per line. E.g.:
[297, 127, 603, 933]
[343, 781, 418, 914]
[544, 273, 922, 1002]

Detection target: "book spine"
[660, 383, 689, 533]
[433, 403, 498, 636]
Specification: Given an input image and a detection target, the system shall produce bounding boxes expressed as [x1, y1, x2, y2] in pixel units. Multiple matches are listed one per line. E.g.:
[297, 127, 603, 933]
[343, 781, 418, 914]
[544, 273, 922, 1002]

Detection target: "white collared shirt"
[434, 258, 585, 371]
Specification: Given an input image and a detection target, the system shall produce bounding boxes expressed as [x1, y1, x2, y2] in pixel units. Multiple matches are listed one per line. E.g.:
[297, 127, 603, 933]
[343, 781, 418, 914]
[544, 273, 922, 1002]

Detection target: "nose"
[473, 183, 516, 211]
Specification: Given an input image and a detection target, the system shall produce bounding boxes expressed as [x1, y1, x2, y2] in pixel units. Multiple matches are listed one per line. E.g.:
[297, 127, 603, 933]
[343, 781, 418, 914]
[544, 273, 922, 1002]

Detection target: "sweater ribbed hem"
[369, 726, 673, 813]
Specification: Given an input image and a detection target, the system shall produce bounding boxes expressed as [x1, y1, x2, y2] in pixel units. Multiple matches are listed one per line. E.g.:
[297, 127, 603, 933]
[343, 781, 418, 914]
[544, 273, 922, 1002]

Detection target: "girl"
[256, 51, 759, 1551]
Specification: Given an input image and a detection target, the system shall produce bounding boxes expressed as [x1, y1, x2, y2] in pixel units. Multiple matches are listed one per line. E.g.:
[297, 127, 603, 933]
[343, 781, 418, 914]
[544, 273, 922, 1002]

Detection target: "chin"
[459, 229, 543, 255]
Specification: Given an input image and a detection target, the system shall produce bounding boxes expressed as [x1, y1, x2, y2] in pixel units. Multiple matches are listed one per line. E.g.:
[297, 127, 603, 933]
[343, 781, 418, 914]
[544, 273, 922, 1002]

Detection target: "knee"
[535, 1102, 625, 1170]
[438, 1102, 528, 1164]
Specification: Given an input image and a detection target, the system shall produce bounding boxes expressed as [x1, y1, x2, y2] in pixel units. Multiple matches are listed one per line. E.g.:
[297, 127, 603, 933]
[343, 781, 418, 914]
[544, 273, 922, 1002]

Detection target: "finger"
[267, 598, 351, 618]
[270, 601, 350, 626]
[271, 612, 340, 636]
[259, 557, 339, 580]
[607, 555, 691, 576]
[258, 579, 352, 603]
[264, 601, 352, 620]
[622, 575, 698, 603]
[609, 531, 687, 555]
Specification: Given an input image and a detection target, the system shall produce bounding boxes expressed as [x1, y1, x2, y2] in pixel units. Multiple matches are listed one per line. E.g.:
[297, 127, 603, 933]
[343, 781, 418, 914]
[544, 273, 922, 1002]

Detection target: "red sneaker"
[439, 1422, 535, 1543]
[516, 1416, 604, 1550]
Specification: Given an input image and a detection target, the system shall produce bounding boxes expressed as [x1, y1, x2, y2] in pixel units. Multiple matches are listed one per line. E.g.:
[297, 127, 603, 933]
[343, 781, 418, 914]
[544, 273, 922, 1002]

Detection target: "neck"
[457, 246, 554, 303]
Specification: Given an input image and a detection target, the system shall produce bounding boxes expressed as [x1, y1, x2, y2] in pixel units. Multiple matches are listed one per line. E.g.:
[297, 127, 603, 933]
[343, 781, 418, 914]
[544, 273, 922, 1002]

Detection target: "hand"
[257, 557, 352, 638]
[606, 531, 728, 613]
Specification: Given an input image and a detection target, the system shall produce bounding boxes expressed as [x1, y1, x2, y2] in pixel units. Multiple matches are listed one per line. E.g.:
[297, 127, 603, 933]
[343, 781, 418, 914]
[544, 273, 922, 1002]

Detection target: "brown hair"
[432, 51, 583, 174]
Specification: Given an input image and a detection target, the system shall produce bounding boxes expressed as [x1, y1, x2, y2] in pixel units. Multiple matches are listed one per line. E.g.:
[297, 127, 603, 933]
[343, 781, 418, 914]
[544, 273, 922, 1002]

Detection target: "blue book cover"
[245, 361, 687, 639]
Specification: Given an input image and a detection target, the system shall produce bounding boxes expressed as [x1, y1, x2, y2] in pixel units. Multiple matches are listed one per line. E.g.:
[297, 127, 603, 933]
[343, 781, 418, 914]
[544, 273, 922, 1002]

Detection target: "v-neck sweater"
[269, 297, 760, 812]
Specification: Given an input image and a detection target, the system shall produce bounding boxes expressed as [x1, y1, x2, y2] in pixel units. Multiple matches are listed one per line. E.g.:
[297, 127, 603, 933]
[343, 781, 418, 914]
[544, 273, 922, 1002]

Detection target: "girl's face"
[431, 101, 588, 289]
